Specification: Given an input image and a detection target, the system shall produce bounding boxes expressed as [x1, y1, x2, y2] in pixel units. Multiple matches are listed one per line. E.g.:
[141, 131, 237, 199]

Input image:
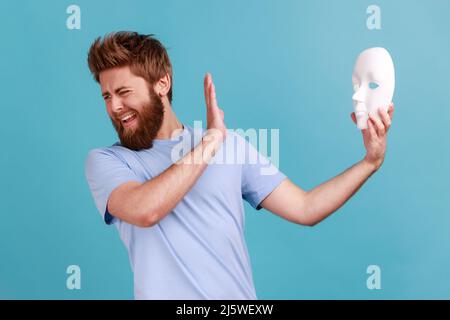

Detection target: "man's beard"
[111, 90, 164, 151]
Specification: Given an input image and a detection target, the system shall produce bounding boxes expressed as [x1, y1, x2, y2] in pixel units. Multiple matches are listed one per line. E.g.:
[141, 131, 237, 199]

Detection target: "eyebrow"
[102, 86, 131, 97]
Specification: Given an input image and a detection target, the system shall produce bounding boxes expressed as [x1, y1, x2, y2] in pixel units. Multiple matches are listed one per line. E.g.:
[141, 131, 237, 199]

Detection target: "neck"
[155, 98, 183, 140]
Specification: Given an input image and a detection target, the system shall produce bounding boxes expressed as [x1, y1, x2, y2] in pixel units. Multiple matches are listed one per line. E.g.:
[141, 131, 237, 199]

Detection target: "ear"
[153, 73, 171, 98]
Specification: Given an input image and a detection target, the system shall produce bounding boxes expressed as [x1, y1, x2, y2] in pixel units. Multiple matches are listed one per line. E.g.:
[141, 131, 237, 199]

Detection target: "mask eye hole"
[369, 82, 379, 89]
[353, 84, 359, 92]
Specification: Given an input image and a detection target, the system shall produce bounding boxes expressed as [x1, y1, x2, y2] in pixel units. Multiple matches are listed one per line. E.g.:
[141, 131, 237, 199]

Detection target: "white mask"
[352, 47, 395, 130]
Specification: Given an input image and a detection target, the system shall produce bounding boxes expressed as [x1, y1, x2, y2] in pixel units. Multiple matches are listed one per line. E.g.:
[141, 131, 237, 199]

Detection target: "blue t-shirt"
[85, 124, 286, 299]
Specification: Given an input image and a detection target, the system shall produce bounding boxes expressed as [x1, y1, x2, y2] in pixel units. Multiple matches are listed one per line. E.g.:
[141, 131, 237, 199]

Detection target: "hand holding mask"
[352, 47, 395, 130]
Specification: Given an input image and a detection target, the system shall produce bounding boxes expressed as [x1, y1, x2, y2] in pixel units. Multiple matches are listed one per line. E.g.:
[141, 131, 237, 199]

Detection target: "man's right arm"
[107, 73, 226, 228]
[108, 133, 221, 227]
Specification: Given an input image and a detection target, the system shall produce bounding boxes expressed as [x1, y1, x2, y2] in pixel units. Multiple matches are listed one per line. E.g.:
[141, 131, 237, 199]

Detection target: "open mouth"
[120, 112, 137, 128]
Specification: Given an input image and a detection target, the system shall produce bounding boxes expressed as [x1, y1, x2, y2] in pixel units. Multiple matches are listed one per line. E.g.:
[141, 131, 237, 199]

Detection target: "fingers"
[350, 112, 356, 124]
[378, 107, 392, 132]
[204, 73, 224, 124]
[388, 102, 394, 120]
[207, 74, 221, 119]
[367, 118, 377, 139]
[368, 106, 394, 137]
[210, 81, 217, 109]
[368, 112, 385, 137]
[204, 73, 211, 109]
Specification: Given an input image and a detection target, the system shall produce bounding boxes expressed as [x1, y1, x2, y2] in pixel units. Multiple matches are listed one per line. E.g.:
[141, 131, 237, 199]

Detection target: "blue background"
[1, 0, 449, 299]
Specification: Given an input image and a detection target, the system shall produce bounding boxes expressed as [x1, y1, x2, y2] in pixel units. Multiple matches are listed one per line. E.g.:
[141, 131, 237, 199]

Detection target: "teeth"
[121, 113, 135, 122]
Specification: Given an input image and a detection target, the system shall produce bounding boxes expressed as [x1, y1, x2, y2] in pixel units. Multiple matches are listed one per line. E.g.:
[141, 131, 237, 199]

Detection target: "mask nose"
[352, 88, 365, 103]
[352, 86, 367, 117]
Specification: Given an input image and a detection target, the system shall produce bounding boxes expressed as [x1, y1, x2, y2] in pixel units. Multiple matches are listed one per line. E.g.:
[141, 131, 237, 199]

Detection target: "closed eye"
[119, 90, 131, 96]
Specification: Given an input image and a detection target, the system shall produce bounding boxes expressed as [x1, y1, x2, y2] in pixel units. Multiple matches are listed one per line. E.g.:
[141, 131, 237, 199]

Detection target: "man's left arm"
[260, 104, 394, 227]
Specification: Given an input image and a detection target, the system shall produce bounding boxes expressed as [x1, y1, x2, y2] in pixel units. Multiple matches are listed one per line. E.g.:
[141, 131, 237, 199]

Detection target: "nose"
[110, 96, 124, 113]
[352, 88, 365, 103]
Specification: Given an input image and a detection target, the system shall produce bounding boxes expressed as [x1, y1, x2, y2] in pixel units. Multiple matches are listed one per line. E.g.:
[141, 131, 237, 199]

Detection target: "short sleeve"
[238, 134, 287, 210]
[85, 148, 143, 225]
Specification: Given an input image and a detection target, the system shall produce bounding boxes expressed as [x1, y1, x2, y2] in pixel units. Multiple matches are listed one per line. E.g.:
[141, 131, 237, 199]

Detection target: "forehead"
[352, 55, 395, 85]
[353, 50, 393, 74]
[99, 66, 147, 91]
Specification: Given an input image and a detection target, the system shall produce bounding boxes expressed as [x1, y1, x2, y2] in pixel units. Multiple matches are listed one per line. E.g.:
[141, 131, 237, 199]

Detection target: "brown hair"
[87, 31, 173, 103]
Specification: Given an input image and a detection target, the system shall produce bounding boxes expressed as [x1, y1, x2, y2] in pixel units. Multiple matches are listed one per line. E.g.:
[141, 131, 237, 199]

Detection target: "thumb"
[350, 112, 357, 125]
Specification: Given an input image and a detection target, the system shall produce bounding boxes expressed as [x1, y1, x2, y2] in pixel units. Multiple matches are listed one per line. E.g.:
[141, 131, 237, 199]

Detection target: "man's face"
[99, 66, 164, 150]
